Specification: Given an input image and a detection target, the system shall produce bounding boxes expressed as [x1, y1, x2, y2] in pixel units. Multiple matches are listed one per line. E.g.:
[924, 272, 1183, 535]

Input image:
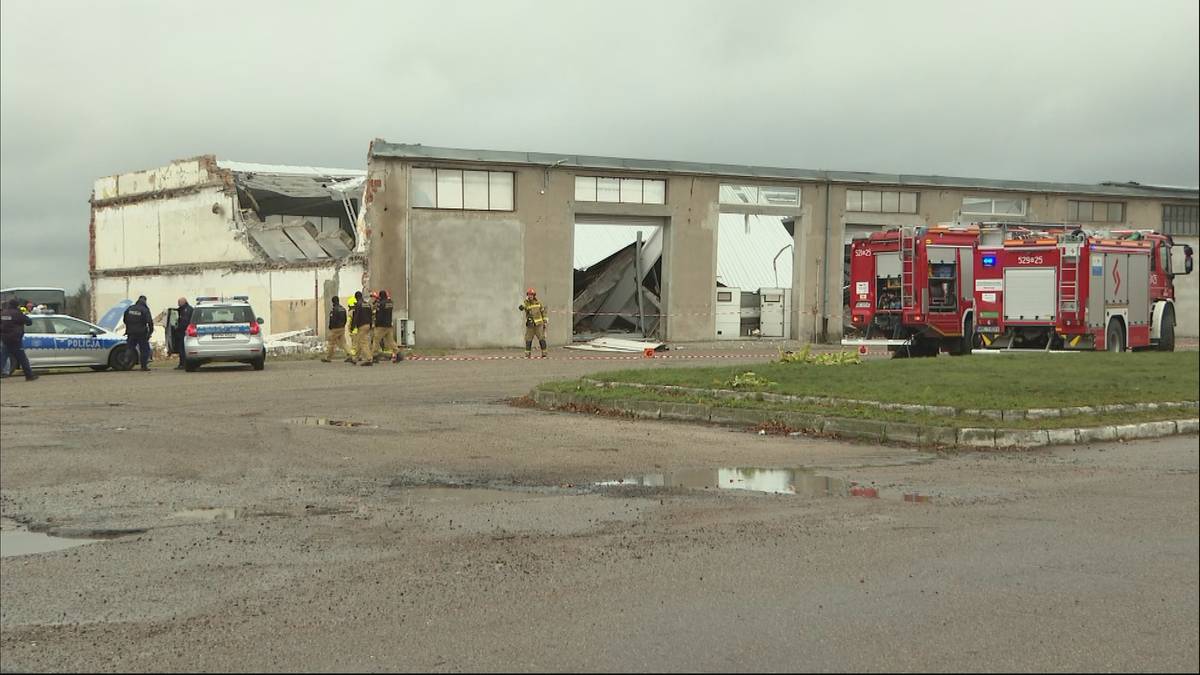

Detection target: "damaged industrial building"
[90, 144, 1200, 349]
[360, 142, 1199, 348]
[89, 156, 366, 343]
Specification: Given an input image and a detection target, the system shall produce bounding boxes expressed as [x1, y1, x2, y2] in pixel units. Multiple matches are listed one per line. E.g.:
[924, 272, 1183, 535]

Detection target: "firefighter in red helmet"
[518, 287, 548, 358]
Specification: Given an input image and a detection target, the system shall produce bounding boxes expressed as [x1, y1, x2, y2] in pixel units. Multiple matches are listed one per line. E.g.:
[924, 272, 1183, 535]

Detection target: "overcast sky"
[2, 0, 1197, 291]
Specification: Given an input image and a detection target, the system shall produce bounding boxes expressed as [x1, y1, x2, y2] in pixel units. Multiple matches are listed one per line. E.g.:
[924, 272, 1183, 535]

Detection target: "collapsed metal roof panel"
[283, 226, 329, 259]
[716, 214, 794, 290]
[315, 233, 353, 258]
[249, 229, 306, 261]
[371, 141, 1198, 200]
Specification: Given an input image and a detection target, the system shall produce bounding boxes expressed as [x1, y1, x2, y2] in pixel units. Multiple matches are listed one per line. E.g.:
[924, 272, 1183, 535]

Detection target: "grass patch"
[540, 381, 1195, 430]
[591, 351, 1199, 409]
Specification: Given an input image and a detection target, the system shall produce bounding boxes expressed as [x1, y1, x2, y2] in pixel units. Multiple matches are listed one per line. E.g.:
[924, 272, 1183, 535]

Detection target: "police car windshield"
[193, 306, 255, 324]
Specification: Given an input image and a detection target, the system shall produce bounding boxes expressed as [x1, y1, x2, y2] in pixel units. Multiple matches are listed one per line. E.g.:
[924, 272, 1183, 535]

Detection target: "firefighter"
[321, 296, 349, 362]
[371, 290, 396, 362]
[351, 291, 374, 366]
[519, 287, 548, 358]
[344, 294, 358, 363]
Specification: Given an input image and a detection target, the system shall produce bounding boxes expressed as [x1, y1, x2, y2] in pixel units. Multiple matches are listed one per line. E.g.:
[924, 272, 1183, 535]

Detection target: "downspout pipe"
[820, 176, 832, 342]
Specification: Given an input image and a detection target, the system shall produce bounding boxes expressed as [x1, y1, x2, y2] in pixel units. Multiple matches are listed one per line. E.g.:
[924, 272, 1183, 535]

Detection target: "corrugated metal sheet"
[573, 223, 659, 269]
[216, 161, 365, 178]
[717, 214, 793, 290]
[372, 142, 1198, 200]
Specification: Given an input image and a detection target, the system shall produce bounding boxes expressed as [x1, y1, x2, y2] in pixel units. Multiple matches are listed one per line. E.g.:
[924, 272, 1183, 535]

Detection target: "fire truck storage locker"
[715, 288, 741, 339]
[1004, 267, 1057, 322]
[758, 288, 792, 338]
[874, 253, 901, 310]
[1090, 252, 1150, 329]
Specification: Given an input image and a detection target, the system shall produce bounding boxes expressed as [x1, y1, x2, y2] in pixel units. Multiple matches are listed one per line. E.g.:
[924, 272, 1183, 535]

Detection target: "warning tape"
[405, 352, 778, 362]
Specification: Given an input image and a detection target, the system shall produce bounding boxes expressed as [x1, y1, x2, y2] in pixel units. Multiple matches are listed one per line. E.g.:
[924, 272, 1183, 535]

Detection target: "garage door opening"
[715, 213, 794, 339]
[572, 218, 665, 339]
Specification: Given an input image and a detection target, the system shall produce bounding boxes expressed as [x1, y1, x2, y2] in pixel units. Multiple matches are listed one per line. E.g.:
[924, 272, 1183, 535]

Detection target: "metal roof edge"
[370, 141, 1198, 200]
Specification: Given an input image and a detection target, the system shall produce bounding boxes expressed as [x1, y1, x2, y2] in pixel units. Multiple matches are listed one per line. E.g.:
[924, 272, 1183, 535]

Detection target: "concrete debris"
[264, 328, 323, 355]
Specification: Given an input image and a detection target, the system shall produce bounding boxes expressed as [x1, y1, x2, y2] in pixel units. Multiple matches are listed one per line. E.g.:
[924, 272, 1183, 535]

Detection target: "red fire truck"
[842, 225, 981, 357]
[973, 227, 1193, 351]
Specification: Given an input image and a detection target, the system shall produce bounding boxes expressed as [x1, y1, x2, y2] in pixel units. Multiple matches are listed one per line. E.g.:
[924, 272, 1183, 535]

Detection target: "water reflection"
[597, 467, 848, 497]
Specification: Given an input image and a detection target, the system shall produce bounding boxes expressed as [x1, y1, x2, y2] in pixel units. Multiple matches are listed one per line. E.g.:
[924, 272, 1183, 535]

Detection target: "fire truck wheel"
[1158, 310, 1176, 352]
[947, 318, 976, 356]
[1105, 319, 1126, 353]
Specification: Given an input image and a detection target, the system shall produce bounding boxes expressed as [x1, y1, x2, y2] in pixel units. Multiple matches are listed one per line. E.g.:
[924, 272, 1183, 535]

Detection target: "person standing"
[172, 297, 193, 370]
[351, 291, 374, 366]
[122, 295, 154, 372]
[0, 299, 37, 381]
[519, 287, 549, 359]
[322, 297, 349, 363]
[371, 290, 396, 362]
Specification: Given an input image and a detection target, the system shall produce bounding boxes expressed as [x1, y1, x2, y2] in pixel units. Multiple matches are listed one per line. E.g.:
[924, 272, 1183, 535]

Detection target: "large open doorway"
[571, 216, 666, 340]
[715, 213, 795, 339]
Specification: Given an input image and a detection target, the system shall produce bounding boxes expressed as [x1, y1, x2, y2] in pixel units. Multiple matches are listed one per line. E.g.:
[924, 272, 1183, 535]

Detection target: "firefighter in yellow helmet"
[344, 294, 358, 363]
[519, 287, 548, 358]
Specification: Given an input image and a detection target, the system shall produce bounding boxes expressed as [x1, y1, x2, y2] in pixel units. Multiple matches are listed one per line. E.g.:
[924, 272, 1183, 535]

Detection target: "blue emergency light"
[981, 254, 997, 268]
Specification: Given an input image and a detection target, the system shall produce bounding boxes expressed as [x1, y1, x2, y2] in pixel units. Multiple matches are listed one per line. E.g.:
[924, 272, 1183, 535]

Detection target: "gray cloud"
[2, 0, 1197, 289]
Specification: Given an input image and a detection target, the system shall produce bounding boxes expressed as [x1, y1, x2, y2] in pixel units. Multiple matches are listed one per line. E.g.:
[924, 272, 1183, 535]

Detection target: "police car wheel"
[251, 356, 265, 371]
[109, 346, 137, 371]
[184, 359, 200, 372]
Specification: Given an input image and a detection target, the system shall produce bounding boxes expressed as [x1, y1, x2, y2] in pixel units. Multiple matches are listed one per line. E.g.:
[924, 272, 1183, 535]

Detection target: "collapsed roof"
[216, 161, 366, 262]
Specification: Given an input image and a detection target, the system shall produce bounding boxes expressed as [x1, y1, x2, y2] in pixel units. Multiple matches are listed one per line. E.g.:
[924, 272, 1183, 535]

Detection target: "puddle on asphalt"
[597, 467, 849, 497]
[0, 530, 99, 558]
[168, 507, 240, 522]
[286, 417, 371, 428]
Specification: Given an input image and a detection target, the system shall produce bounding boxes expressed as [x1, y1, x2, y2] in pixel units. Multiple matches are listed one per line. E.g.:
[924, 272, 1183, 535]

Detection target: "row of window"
[1068, 200, 1124, 223]
[411, 168, 514, 211]
[408, 170, 1195, 237]
[1163, 204, 1199, 236]
[574, 177, 666, 204]
[846, 189, 918, 214]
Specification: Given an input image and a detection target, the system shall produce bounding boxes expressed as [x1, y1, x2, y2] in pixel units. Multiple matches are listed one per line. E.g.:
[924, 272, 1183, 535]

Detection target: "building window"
[1163, 204, 1199, 236]
[718, 184, 800, 207]
[576, 176, 666, 205]
[846, 189, 917, 213]
[961, 195, 1026, 216]
[411, 168, 514, 211]
[1068, 200, 1124, 223]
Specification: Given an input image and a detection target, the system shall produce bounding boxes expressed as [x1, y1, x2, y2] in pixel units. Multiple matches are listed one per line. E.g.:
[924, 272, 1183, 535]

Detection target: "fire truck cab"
[843, 225, 980, 357]
[974, 227, 1193, 351]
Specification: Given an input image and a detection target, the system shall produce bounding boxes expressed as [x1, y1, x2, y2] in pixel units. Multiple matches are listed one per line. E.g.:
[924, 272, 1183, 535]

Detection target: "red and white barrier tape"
[405, 352, 778, 362]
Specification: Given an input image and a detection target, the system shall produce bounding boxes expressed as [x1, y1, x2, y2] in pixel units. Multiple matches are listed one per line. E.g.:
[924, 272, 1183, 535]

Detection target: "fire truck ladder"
[900, 226, 916, 310]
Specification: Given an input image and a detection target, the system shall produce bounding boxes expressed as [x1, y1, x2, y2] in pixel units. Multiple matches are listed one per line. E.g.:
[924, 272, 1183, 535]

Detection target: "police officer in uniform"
[372, 290, 396, 362]
[0, 299, 37, 381]
[519, 287, 549, 358]
[322, 296, 349, 362]
[351, 291, 374, 366]
[172, 297, 193, 370]
[122, 295, 154, 372]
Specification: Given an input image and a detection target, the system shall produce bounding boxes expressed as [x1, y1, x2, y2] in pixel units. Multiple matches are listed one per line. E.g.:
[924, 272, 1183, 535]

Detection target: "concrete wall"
[365, 153, 1199, 347]
[93, 187, 255, 270]
[92, 262, 363, 344]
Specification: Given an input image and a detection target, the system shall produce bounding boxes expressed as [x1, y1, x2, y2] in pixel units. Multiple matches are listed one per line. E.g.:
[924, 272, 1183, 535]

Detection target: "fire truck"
[973, 227, 1193, 351]
[842, 225, 981, 357]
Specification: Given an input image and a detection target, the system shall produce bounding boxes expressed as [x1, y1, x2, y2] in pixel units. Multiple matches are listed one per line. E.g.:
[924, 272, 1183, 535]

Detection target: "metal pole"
[634, 231, 646, 337]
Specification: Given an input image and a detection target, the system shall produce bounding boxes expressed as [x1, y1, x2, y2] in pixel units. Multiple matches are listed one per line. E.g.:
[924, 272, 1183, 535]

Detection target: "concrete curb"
[534, 388, 1200, 449]
[579, 379, 1198, 421]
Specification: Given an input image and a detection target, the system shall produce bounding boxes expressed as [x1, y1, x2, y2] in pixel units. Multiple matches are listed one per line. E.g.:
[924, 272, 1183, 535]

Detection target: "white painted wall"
[93, 158, 211, 200]
[93, 187, 256, 270]
[93, 262, 364, 344]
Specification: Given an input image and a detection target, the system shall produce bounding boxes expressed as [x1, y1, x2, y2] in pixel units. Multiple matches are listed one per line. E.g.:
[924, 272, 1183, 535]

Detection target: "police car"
[170, 296, 266, 372]
[20, 309, 138, 372]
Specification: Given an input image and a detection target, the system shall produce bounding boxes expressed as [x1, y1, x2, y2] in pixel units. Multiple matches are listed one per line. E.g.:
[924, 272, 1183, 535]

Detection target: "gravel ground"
[1, 348, 1197, 672]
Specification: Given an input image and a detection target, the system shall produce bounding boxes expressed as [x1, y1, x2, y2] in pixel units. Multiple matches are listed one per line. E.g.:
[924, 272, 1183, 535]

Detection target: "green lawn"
[582, 351, 1200, 409]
